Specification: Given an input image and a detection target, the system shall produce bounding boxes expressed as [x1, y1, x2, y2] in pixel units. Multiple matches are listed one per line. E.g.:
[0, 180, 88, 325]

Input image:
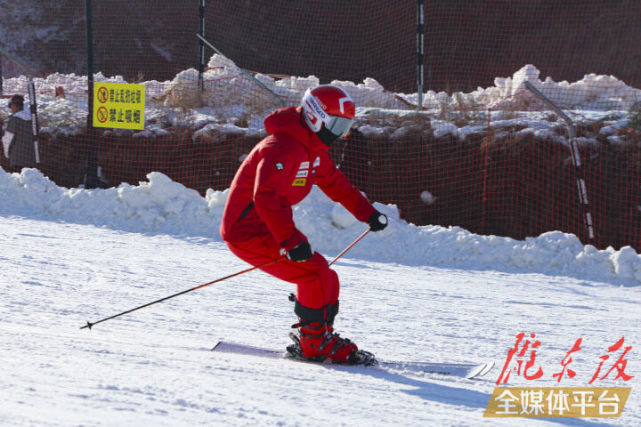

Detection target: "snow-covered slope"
[1, 168, 640, 425]
[1, 209, 640, 425]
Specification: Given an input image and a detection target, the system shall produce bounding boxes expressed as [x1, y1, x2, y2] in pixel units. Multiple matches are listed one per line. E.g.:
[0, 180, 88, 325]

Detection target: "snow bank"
[2, 60, 640, 139]
[2, 167, 640, 287]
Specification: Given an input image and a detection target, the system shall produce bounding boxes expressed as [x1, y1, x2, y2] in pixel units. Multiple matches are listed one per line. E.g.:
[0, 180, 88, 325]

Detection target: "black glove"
[368, 211, 388, 232]
[287, 241, 313, 262]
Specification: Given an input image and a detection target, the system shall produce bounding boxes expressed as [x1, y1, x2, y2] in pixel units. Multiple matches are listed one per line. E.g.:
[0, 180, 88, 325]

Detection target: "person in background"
[220, 85, 388, 364]
[2, 95, 38, 171]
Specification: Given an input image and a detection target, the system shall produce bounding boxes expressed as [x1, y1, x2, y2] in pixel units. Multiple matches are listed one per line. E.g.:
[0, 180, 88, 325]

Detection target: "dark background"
[3, 0, 640, 93]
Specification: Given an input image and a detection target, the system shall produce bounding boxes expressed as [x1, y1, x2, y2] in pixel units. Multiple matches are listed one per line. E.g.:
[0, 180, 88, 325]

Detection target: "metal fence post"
[84, 0, 99, 188]
[199, 0, 206, 93]
[417, 0, 424, 110]
[524, 81, 596, 244]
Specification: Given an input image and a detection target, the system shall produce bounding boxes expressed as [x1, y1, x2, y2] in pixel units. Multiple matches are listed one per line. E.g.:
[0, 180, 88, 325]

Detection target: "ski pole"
[329, 229, 371, 266]
[81, 257, 283, 330]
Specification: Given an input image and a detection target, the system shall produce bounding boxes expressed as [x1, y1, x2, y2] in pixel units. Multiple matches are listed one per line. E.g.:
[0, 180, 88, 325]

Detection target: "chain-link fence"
[1, 0, 641, 251]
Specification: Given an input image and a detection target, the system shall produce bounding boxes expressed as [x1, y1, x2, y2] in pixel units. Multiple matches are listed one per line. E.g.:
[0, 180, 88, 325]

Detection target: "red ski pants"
[225, 234, 339, 309]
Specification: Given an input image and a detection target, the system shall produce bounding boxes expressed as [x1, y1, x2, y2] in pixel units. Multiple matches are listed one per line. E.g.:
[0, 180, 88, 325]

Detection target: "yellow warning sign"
[93, 82, 145, 130]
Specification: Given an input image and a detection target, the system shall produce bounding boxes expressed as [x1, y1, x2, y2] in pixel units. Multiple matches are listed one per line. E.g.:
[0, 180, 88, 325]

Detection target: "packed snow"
[1, 167, 640, 426]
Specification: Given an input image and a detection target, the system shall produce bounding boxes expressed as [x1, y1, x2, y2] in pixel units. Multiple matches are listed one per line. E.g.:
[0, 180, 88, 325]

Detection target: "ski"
[211, 341, 495, 379]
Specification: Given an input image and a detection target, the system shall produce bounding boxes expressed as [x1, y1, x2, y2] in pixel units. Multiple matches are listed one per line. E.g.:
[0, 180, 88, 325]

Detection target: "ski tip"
[479, 360, 496, 377]
[466, 360, 496, 379]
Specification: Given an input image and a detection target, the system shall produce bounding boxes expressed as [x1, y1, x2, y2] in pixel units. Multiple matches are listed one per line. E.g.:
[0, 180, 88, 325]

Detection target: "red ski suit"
[220, 107, 375, 309]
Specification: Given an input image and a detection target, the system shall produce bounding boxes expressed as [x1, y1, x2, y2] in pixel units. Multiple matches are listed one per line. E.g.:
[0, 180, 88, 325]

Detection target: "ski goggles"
[325, 115, 354, 138]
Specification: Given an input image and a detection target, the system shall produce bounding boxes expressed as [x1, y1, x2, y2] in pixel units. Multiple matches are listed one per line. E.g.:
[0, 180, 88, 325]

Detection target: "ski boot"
[287, 297, 375, 365]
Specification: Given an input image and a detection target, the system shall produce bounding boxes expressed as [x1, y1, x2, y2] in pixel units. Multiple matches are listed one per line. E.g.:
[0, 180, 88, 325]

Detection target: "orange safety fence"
[1, 0, 641, 251]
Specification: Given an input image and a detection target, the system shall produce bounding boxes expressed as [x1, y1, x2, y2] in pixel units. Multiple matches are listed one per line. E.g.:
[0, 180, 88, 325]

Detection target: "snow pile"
[2, 167, 641, 286]
[2, 59, 640, 139]
[0, 168, 224, 237]
[479, 64, 641, 111]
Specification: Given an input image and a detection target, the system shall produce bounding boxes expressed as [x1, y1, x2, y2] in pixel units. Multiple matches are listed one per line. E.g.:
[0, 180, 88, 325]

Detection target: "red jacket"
[220, 106, 375, 251]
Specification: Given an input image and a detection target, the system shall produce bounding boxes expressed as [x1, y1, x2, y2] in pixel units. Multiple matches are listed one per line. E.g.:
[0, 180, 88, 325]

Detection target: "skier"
[220, 85, 388, 363]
